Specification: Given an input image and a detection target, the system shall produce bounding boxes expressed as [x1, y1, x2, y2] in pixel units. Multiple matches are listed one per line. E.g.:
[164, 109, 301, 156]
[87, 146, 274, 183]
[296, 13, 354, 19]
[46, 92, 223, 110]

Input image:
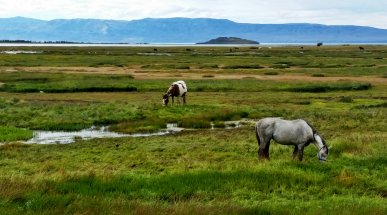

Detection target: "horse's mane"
[303, 119, 318, 136]
[304, 119, 328, 148]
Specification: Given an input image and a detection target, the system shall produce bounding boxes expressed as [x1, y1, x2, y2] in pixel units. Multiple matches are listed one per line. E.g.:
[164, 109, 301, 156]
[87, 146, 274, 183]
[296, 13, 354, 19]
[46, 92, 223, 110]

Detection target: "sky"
[1, 0, 387, 29]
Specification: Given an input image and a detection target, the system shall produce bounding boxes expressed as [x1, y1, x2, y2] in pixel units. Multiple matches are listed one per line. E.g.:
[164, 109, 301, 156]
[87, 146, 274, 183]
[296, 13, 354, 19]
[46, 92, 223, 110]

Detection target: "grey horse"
[255, 118, 329, 162]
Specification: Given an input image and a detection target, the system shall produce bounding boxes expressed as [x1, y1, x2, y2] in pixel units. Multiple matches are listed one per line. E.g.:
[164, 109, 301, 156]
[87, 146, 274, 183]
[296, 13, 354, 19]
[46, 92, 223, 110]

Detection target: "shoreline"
[1, 42, 387, 47]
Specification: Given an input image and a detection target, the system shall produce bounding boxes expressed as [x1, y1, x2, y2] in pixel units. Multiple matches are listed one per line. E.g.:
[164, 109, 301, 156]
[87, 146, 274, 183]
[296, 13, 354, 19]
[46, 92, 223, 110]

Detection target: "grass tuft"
[0, 126, 33, 142]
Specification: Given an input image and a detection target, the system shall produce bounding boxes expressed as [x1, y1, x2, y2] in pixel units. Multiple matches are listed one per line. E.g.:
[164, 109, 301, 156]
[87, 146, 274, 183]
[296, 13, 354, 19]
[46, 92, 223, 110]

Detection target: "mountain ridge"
[1, 17, 387, 43]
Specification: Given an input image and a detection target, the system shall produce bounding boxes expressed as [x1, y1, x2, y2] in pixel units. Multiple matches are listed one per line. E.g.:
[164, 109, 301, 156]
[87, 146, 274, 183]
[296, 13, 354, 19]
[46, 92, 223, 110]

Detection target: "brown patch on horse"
[168, 84, 180, 97]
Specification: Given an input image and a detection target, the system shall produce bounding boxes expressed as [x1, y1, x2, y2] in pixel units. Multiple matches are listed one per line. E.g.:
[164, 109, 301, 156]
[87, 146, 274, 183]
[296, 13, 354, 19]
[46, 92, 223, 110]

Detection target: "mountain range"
[1, 16, 387, 43]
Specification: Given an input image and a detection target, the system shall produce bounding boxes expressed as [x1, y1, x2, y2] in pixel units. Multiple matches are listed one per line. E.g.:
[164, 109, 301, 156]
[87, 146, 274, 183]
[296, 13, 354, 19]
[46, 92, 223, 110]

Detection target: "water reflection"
[27, 124, 182, 144]
[26, 120, 250, 144]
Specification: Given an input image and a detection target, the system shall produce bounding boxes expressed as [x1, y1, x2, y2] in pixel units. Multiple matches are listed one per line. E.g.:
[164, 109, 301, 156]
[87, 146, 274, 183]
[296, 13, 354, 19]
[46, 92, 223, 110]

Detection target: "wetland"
[0, 45, 386, 214]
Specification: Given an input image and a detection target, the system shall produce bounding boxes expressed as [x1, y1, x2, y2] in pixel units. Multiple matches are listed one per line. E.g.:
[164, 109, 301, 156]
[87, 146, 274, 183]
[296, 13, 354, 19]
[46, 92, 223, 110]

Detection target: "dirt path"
[5, 66, 387, 84]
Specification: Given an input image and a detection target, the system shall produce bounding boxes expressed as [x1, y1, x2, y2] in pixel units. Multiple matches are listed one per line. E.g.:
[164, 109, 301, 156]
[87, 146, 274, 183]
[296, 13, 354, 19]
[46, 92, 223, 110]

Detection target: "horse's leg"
[183, 95, 186, 105]
[263, 137, 271, 160]
[256, 125, 271, 160]
[172, 96, 175, 106]
[292, 145, 298, 160]
[258, 136, 271, 160]
[256, 128, 268, 160]
[256, 128, 263, 160]
[298, 145, 305, 161]
[257, 136, 267, 160]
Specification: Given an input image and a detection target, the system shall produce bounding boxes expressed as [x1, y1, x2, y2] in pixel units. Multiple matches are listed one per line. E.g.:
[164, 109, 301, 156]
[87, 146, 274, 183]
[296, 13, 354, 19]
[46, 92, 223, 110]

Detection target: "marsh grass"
[263, 71, 279, 75]
[0, 128, 385, 214]
[338, 96, 354, 103]
[202, 74, 215, 78]
[222, 64, 264, 69]
[312, 73, 326, 77]
[0, 126, 33, 142]
[179, 118, 212, 129]
[0, 71, 376, 93]
[110, 119, 167, 134]
[212, 121, 226, 128]
[0, 45, 386, 214]
[284, 82, 371, 92]
[0, 72, 136, 93]
[355, 102, 387, 109]
[198, 64, 219, 69]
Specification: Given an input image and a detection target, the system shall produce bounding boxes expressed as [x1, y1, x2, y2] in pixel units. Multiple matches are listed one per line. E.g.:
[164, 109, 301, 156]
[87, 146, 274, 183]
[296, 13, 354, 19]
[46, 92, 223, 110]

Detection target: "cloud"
[0, 0, 386, 29]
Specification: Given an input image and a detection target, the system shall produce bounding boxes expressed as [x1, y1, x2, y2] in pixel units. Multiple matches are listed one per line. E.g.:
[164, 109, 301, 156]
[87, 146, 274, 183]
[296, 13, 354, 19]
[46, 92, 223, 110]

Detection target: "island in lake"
[197, 37, 259, 44]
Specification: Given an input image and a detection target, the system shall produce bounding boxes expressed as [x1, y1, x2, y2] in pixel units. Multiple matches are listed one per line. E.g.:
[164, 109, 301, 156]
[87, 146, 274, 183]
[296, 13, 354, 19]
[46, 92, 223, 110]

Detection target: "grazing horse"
[162, 80, 187, 106]
[255, 118, 329, 162]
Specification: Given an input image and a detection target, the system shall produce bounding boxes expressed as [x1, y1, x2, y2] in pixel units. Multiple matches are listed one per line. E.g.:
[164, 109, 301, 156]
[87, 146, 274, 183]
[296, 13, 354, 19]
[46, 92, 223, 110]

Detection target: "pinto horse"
[255, 117, 329, 162]
[162, 80, 187, 106]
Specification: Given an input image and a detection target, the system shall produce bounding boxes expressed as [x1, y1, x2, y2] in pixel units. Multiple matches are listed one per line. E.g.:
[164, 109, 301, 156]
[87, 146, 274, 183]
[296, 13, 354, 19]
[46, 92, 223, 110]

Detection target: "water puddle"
[27, 124, 183, 144]
[1, 50, 43, 54]
[26, 120, 253, 144]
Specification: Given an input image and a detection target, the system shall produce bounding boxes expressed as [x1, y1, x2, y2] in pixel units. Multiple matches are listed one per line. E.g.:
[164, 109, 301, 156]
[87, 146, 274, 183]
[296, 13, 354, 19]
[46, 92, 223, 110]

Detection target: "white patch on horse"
[163, 80, 187, 106]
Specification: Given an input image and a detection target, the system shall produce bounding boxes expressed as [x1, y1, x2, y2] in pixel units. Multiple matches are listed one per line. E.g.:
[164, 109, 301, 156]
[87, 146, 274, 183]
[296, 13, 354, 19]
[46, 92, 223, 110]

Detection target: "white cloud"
[0, 0, 386, 29]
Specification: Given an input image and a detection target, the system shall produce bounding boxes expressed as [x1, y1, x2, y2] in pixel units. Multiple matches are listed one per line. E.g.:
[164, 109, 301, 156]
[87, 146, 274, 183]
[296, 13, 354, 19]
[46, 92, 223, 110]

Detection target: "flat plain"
[0, 45, 386, 214]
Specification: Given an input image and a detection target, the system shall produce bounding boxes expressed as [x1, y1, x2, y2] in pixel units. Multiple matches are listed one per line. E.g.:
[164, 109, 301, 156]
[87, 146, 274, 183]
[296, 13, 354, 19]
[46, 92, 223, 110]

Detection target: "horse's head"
[317, 144, 329, 162]
[313, 133, 329, 162]
[162, 94, 169, 106]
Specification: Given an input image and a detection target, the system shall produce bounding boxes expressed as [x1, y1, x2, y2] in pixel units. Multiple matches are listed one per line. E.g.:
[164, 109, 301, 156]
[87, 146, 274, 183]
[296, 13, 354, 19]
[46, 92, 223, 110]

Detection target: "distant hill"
[1, 17, 387, 43]
[198, 37, 259, 44]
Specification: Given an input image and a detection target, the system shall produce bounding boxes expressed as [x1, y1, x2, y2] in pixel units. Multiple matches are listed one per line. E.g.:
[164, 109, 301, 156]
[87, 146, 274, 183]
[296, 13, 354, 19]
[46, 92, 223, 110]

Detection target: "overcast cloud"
[0, 0, 386, 29]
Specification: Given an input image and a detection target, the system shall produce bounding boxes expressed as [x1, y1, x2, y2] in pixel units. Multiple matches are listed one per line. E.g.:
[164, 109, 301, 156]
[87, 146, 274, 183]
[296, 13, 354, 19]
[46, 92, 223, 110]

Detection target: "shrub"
[199, 64, 219, 69]
[223, 64, 263, 69]
[312, 73, 325, 77]
[202, 75, 215, 78]
[175, 65, 190, 70]
[338, 96, 353, 103]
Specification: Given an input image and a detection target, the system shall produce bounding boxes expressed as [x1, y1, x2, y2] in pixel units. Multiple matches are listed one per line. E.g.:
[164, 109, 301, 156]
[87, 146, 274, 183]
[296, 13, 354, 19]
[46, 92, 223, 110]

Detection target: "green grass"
[0, 126, 33, 142]
[284, 82, 372, 92]
[311, 73, 325, 77]
[0, 71, 374, 94]
[1, 45, 387, 76]
[263, 71, 279, 75]
[0, 72, 136, 93]
[0, 46, 386, 214]
[0, 128, 385, 214]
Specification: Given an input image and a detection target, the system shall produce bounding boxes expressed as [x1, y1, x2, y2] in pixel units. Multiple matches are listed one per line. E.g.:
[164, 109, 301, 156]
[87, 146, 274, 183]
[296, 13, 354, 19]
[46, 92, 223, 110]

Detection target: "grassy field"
[0, 45, 386, 214]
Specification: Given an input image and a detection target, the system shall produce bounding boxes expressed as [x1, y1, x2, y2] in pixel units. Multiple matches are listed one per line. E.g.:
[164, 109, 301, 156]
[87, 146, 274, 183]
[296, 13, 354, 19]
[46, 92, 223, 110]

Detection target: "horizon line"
[1, 16, 385, 30]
